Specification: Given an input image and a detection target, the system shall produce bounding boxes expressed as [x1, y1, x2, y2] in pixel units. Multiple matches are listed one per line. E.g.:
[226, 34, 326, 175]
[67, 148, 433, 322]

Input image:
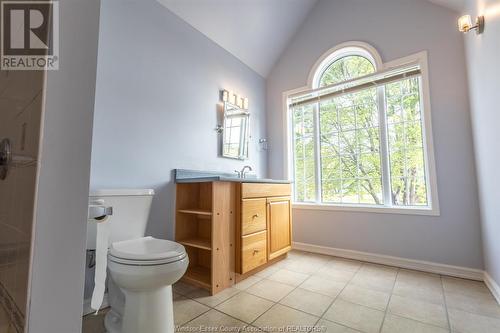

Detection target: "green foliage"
[386, 78, 427, 206]
[319, 55, 375, 87]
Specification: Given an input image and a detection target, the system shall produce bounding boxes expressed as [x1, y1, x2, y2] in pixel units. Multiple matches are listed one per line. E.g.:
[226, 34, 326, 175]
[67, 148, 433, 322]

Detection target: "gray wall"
[267, 0, 484, 268]
[28, 0, 101, 332]
[464, 0, 500, 283]
[90, 0, 267, 239]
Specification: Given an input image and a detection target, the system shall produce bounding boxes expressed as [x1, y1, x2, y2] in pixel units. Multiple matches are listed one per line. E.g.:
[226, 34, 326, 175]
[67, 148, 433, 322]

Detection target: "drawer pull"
[252, 214, 259, 219]
[253, 249, 260, 255]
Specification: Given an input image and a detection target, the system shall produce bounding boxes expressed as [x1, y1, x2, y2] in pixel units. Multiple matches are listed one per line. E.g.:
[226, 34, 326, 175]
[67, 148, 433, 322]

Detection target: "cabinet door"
[267, 197, 292, 260]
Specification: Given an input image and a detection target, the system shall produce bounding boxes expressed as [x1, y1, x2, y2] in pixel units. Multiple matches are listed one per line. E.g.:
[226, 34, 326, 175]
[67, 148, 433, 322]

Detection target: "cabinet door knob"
[252, 214, 259, 219]
[253, 249, 259, 255]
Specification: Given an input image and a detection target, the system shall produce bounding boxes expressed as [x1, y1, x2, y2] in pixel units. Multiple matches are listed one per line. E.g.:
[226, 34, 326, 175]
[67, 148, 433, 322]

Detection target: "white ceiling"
[157, 0, 318, 77]
[157, 0, 465, 78]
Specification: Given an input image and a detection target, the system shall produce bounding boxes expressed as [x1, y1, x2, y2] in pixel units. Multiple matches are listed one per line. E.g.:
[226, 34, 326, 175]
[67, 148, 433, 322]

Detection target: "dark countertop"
[174, 169, 291, 184]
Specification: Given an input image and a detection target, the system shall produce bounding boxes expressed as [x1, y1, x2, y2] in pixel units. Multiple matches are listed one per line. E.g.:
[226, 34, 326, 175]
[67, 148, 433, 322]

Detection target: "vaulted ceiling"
[428, 0, 466, 11]
[157, 0, 466, 78]
[157, 0, 318, 77]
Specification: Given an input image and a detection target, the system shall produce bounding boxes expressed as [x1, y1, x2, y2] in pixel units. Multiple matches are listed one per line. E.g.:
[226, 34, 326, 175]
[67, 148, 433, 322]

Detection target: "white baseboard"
[83, 294, 109, 316]
[292, 242, 484, 281]
[484, 272, 500, 304]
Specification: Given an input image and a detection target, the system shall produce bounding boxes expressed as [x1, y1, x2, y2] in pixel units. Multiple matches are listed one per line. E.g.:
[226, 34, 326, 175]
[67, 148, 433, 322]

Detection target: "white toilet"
[87, 189, 188, 333]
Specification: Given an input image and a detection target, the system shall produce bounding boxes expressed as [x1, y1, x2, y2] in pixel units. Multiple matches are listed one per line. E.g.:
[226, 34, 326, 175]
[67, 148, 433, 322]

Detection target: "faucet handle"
[234, 170, 242, 178]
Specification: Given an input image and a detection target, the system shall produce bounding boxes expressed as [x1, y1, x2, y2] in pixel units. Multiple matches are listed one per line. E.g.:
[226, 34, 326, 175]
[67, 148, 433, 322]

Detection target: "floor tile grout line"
[378, 267, 399, 333]
[246, 256, 335, 329]
[186, 287, 244, 308]
[178, 287, 259, 327]
[249, 274, 313, 327]
[376, 272, 454, 332]
[275, 256, 340, 328]
[179, 288, 269, 328]
[440, 290, 500, 321]
[440, 275, 453, 332]
[177, 306, 212, 327]
[314, 260, 364, 331]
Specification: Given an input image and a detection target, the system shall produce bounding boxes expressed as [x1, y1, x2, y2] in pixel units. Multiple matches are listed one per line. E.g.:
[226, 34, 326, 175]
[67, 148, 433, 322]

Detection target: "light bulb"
[458, 15, 473, 32]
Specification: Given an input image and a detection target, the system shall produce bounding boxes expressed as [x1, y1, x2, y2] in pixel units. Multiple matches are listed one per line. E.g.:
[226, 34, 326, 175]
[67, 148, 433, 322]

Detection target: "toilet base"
[104, 309, 122, 333]
[105, 285, 175, 333]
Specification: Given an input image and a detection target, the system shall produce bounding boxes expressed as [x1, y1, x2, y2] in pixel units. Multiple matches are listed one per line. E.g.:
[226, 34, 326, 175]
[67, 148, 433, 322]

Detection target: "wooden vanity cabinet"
[236, 183, 292, 274]
[175, 181, 292, 293]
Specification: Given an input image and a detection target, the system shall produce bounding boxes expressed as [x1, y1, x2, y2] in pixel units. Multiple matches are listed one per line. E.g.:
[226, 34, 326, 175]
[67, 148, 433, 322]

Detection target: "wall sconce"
[458, 14, 485, 34]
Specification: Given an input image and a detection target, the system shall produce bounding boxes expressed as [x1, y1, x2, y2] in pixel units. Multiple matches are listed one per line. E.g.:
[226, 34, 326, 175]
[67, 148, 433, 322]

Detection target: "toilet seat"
[109, 236, 186, 266]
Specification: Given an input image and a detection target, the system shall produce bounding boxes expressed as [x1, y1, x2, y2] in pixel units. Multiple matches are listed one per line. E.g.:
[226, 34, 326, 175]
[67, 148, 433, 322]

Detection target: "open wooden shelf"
[183, 265, 211, 290]
[176, 181, 234, 295]
[178, 209, 212, 216]
[178, 238, 212, 251]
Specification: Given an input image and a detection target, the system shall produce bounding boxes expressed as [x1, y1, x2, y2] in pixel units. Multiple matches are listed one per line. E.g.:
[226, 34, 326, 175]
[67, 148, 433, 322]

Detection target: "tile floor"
[83, 250, 500, 333]
[0, 306, 16, 333]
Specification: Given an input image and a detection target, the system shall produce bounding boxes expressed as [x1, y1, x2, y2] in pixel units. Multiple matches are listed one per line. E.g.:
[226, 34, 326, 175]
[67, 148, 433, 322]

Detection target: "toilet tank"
[86, 189, 155, 249]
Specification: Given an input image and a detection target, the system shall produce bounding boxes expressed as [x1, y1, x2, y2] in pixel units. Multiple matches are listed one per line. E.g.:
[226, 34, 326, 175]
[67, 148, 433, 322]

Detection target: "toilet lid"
[109, 236, 186, 261]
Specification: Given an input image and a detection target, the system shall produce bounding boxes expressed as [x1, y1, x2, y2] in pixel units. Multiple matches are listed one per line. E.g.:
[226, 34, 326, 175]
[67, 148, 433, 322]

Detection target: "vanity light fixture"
[221, 89, 249, 110]
[458, 14, 485, 34]
[222, 90, 229, 102]
[229, 91, 236, 105]
[236, 97, 244, 109]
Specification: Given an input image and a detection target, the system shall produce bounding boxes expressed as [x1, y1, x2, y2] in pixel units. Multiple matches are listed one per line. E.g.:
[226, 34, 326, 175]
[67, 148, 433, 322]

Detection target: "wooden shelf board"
[178, 209, 213, 216]
[178, 238, 212, 250]
[182, 265, 211, 290]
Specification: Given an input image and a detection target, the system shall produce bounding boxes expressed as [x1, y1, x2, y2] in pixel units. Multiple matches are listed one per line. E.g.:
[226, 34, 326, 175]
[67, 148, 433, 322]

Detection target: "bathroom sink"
[174, 169, 291, 184]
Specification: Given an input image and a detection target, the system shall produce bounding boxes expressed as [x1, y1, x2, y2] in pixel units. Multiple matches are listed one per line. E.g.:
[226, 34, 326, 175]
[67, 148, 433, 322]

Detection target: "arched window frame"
[309, 42, 383, 89]
[284, 42, 439, 215]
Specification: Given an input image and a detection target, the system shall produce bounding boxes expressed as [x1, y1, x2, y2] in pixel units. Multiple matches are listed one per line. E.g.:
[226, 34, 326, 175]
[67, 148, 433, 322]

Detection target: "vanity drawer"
[241, 199, 266, 235]
[241, 231, 267, 273]
[241, 183, 291, 199]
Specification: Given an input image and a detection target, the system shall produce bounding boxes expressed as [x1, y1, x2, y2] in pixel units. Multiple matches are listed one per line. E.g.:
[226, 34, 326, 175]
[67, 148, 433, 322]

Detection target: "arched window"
[288, 44, 438, 214]
[318, 55, 375, 87]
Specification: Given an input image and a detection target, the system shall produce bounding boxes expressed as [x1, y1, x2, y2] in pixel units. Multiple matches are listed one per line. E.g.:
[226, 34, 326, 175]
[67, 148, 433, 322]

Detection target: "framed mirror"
[222, 102, 250, 160]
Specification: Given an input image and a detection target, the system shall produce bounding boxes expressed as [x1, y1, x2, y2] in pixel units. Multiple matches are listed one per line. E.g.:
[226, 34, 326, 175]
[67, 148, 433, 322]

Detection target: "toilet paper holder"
[88, 205, 113, 221]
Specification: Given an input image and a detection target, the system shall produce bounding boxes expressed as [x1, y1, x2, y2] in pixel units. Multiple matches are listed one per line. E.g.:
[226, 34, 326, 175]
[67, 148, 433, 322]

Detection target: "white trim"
[293, 203, 439, 216]
[83, 294, 109, 316]
[382, 51, 440, 215]
[292, 242, 484, 281]
[282, 86, 308, 180]
[484, 272, 500, 305]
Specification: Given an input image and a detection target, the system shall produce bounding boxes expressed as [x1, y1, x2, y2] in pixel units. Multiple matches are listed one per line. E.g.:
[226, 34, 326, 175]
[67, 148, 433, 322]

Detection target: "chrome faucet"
[240, 165, 253, 178]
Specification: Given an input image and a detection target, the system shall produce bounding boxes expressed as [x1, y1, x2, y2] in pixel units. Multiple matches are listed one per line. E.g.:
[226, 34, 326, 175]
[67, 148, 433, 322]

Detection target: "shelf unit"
[175, 182, 235, 295]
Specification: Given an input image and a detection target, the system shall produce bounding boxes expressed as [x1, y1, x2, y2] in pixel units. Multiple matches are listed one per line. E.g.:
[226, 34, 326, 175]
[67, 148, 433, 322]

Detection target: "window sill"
[292, 203, 440, 216]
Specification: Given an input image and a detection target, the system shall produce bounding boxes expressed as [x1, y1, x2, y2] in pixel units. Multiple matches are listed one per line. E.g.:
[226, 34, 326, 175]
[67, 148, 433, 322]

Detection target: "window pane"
[319, 99, 339, 134]
[319, 55, 376, 87]
[292, 105, 316, 202]
[319, 87, 383, 205]
[322, 179, 342, 203]
[357, 128, 380, 154]
[359, 178, 383, 204]
[386, 77, 428, 206]
[340, 178, 357, 204]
